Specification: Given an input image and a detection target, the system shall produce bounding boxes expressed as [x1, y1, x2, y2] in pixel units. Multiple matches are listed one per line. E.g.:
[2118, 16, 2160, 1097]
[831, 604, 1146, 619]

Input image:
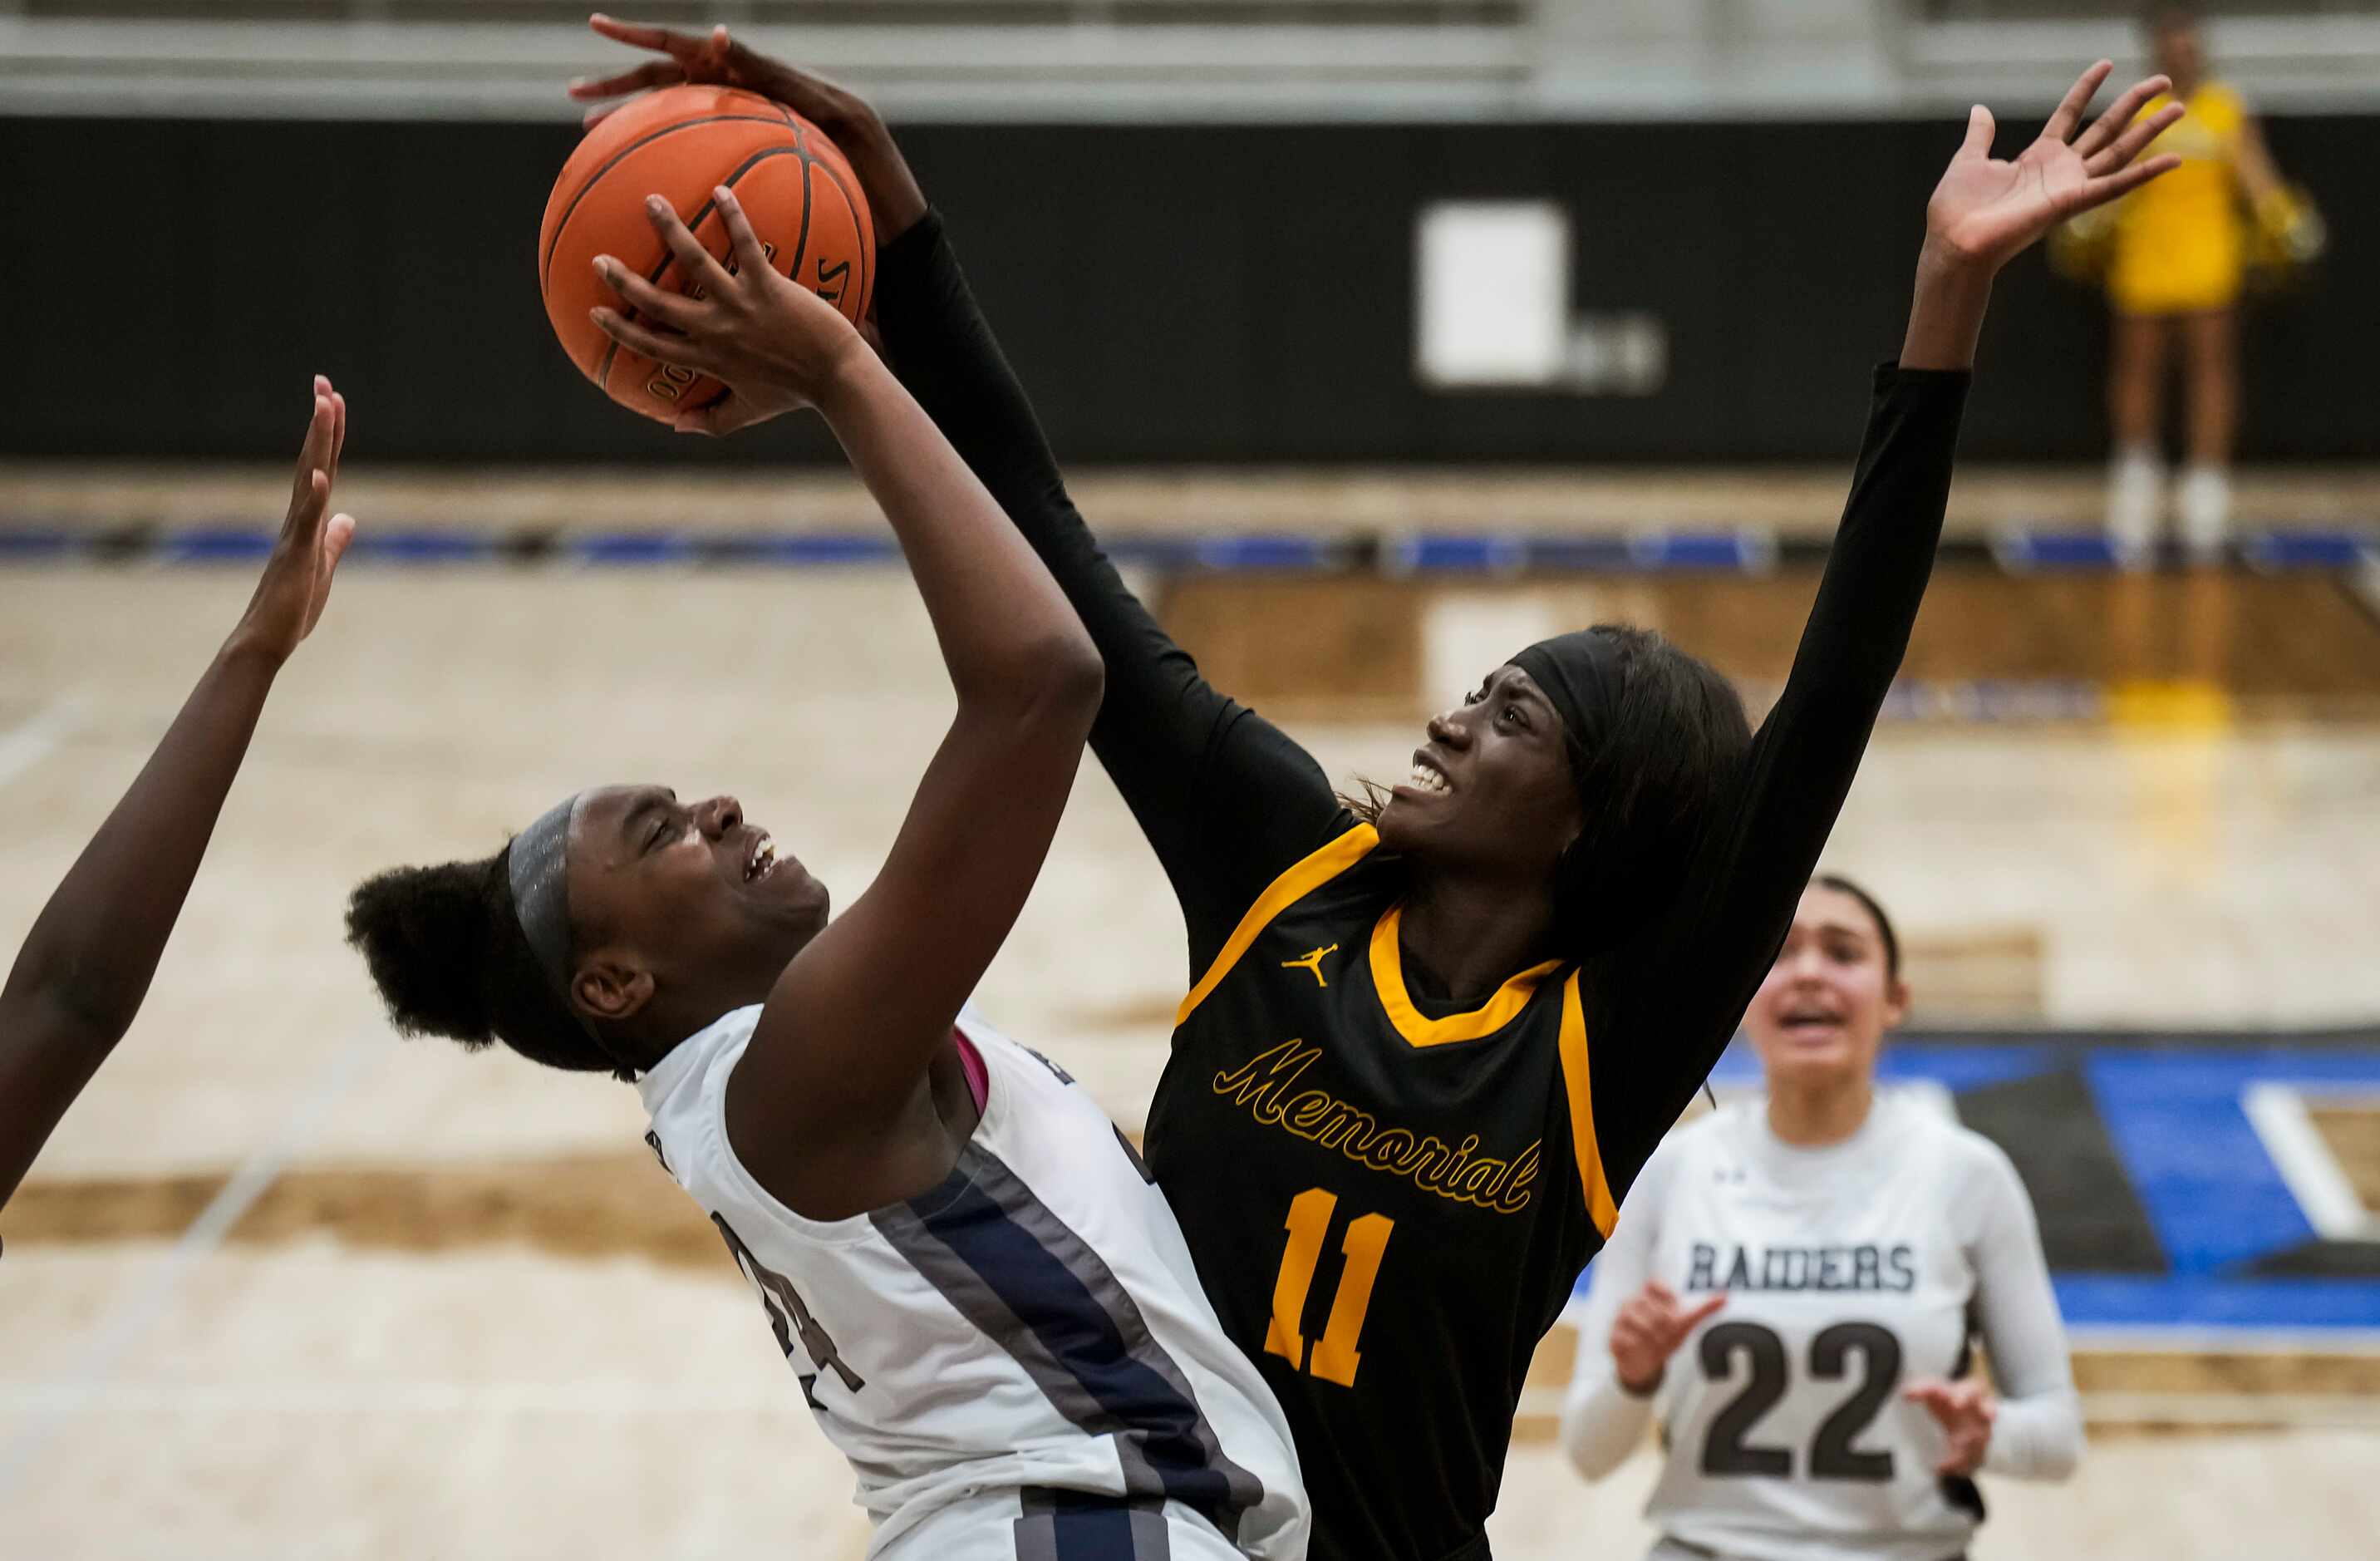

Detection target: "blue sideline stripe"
[60, 520, 2380, 575]
[706, 534, 902, 565]
[1521, 537, 1640, 572]
[1102, 538, 1197, 570]
[1996, 529, 2123, 571]
[1191, 534, 1330, 571]
[1388, 532, 1774, 574]
[1633, 530, 1764, 572]
[571, 531, 701, 565]
[158, 526, 277, 562]
[0, 529, 85, 560]
[2055, 1276, 2380, 1332]
[345, 530, 503, 564]
[2241, 529, 2377, 570]
[1390, 535, 1528, 574]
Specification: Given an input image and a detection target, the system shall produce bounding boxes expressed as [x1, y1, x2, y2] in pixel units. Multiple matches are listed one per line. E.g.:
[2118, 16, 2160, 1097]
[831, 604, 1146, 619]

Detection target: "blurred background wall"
[4, 0, 2375, 463]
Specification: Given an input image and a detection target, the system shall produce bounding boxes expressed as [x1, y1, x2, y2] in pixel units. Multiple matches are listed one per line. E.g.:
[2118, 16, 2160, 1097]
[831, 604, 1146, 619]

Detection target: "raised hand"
[1609, 1280, 1726, 1394]
[229, 377, 357, 665]
[1902, 1377, 1998, 1475]
[589, 185, 872, 436]
[569, 14, 928, 243]
[1925, 62, 2183, 273]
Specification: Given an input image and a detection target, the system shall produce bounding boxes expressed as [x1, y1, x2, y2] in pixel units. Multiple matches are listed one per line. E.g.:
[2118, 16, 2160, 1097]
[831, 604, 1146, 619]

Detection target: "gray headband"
[506, 792, 586, 1007]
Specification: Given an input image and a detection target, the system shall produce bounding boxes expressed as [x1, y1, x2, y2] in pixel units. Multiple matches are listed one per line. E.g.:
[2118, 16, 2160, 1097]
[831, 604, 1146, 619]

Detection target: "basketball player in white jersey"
[347, 190, 1306, 1560]
[1561, 876, 2079, 1561]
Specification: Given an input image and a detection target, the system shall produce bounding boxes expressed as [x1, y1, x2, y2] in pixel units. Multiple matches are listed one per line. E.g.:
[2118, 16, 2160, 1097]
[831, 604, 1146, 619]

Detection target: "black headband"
[1510, 629, 1626, 766]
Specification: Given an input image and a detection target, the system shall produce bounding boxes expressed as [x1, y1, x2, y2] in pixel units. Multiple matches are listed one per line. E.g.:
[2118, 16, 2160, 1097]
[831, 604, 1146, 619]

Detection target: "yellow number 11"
[1263, 1188, 1395, 1387]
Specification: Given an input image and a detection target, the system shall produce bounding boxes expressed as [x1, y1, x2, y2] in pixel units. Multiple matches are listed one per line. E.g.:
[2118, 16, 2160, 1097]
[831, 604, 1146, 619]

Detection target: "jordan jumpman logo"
[1281, 944, 1340, 987]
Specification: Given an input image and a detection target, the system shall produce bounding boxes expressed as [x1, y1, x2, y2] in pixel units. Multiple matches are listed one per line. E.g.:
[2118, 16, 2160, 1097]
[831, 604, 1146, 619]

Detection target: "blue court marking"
[2053, 1275, 2380, 1331]
[1520, 536, 1640, 572]
[344, 530, 502, 564]
[1631, 530, 1767, 573]
[1101, 537, 1197, 570]
[570, 532, 701, 565]
[0, 529, 84, 561]
[28, 519, 2380, 579]
[1872, 678, 2106, 723]
[1705, 1038, 2058, 1096]
[2240, 529, 2378, 570]
[2086, 1048, 2380, 1277]
[158, 526, 276, 562]
[1384, 531, 1775, 574]
[705, 534, 902, 565]
[1189, 534, 1331, 572]
[1389, 534, 1529, 574]
[1995, 529, 2123, 571]
[1636, 1037, 2380, 1332]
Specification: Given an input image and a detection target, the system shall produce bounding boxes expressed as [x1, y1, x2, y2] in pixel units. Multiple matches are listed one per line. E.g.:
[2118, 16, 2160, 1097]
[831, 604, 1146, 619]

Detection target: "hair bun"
[346, 856, 506, 1047]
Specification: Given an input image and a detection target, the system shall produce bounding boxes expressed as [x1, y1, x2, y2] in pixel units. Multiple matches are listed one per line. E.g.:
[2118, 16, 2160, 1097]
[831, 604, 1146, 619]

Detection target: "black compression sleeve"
[1586, 362, 1969, 1186]
[874, 214, 1350, 973]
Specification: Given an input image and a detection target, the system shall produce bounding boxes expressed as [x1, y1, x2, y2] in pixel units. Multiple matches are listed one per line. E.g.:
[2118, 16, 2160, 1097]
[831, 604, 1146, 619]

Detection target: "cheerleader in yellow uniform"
[2105, 5, 2298, 564]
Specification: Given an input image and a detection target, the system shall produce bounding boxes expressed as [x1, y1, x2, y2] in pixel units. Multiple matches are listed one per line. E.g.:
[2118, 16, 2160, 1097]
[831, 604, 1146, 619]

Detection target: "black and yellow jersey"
[1148, 820, 1615, 1560]
[878, 211, 1969, 1560]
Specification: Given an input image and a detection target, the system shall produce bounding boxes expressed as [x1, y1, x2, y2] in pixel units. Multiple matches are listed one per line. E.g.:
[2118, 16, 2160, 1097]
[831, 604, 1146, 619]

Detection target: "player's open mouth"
[1780, 1005, 1845, 1038]
[745, 833, 779, 883]
[1399, 751, 1452, 797]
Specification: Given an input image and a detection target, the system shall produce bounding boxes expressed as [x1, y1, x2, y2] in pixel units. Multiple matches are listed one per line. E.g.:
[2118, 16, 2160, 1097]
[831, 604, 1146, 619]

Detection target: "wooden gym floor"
[2, 465, 2377, 1558]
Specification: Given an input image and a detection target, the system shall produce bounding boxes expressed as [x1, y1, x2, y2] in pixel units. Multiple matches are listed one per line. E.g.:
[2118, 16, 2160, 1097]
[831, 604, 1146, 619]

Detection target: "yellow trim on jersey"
[1367, 904, 1563, 1049]
[1175, 823, 1381, 1029]
[1554, 972, 1619, 1238]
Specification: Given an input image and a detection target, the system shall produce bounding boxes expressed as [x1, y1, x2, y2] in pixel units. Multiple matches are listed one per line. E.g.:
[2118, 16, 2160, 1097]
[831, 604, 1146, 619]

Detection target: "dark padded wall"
[2, 115, 2367, 463]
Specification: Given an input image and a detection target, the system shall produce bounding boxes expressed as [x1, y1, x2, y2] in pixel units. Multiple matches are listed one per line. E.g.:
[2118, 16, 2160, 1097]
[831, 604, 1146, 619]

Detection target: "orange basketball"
[538, 84, 875, 424]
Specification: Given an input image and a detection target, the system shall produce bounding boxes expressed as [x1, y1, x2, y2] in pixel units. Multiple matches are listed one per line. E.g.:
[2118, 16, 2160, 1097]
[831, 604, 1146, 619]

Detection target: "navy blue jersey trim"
[871, 1145, 1263, 1538]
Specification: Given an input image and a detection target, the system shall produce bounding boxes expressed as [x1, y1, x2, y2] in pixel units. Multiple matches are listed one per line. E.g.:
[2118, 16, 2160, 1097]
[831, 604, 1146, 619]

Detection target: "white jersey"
[638, 1005, 1309, 1560]
[1561, 1095, 2082, 1561]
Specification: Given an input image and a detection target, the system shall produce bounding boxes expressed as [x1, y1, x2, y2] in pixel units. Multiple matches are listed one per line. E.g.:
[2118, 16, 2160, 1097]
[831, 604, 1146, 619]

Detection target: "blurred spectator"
[2099, 4, 2314, 565]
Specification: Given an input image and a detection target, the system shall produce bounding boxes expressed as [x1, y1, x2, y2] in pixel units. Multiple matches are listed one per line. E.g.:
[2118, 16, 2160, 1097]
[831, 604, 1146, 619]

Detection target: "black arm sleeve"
[1586, 363, 1970, 1186]
[873, 214, 1351, 973]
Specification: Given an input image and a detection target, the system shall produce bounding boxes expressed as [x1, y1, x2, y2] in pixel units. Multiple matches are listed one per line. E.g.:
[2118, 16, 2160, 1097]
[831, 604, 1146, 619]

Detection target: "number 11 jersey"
[1144, 822, 1620, 1561]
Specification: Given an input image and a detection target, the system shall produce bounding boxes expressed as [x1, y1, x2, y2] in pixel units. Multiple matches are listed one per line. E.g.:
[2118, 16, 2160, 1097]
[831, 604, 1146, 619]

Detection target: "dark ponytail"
[1552, 626, 1753, 953]
[345, 845, 625, 1078]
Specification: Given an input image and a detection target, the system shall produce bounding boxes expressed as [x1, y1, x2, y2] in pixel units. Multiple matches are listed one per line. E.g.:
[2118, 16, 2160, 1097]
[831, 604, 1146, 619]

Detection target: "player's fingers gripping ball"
[538, 83, 875, 423]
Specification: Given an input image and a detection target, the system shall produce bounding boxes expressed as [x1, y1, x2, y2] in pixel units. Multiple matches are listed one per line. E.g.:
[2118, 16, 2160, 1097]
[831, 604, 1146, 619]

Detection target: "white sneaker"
[2176, 464, 2231, 566]
[2106, 443, 2165, 569]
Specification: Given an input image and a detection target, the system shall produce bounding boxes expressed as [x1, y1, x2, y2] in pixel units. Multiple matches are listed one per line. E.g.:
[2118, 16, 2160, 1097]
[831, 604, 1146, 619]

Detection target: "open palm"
[1928, 62, 2183, 272]
[233, 377, 357, 663]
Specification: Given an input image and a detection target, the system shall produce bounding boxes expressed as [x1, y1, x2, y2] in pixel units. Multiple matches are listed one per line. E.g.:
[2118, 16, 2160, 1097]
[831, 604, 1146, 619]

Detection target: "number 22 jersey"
[1562, 1096, 2082, 1561]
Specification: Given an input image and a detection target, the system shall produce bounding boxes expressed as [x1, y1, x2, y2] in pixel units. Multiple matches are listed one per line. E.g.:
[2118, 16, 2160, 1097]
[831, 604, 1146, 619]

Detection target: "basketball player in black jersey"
[0, 381, 357, 1215]
[574, 25, 2181, 1559]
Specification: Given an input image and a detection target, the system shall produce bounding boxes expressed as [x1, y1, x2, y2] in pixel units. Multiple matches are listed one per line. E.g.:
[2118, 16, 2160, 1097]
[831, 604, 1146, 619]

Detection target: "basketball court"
[2, 459, 2377, 1557]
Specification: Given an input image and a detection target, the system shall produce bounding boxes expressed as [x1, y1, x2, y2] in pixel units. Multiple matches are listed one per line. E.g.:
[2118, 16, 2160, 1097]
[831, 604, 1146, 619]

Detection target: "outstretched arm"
[569, 15, 1351, 974]
[1587, 65, 2183, 1187]
[588, 190, 1102, 1210]
[0, 383, 357, 1210]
